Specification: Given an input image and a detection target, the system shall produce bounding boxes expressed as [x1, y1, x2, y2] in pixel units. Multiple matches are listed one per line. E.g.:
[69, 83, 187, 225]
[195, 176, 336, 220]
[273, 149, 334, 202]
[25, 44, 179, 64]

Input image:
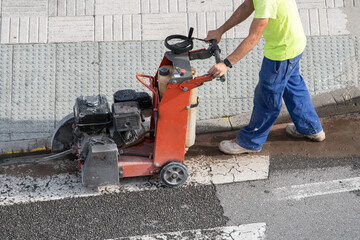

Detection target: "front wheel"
[160, 162, 189, 187]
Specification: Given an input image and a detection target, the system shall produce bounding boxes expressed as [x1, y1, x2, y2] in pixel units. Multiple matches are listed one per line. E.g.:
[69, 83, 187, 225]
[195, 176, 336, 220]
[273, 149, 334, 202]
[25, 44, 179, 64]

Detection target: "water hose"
[0, 149, 73, 167]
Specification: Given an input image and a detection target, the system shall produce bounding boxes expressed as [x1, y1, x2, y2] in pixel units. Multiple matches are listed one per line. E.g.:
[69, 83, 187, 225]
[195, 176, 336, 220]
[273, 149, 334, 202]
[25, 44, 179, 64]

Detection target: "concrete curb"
[1, 86, 360, 155]
[196, 86, 360, 133]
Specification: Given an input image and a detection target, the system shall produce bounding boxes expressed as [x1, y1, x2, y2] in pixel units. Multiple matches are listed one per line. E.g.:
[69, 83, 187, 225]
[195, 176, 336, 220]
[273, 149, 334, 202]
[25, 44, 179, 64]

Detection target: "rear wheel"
[160, 162, 189, 187]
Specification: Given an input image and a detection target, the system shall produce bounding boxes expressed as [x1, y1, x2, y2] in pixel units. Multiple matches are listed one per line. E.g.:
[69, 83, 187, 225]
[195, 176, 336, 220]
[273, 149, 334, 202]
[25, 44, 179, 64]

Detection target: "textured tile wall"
[0, 36, 358, 142]
[0, 0, 351, 44]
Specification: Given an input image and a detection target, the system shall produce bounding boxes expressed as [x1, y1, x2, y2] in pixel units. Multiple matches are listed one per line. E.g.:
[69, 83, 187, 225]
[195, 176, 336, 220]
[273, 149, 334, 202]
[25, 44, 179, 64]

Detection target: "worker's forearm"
[226, 36, 260, 65]
[218, 3, 254, 34]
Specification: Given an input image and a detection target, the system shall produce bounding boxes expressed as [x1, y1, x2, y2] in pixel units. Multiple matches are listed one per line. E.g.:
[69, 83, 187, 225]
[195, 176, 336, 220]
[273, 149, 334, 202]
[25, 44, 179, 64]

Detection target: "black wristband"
[223, 58, 233, 68]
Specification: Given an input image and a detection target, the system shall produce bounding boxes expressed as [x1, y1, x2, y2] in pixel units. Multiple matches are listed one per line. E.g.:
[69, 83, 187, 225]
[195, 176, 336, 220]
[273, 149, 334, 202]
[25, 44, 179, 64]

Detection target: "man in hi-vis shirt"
[206, 0, 325, 154]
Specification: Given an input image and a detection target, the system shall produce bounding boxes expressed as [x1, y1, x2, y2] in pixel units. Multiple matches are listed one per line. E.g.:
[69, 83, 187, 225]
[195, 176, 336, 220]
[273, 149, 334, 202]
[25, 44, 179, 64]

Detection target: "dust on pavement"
[188, 113, 360, 158]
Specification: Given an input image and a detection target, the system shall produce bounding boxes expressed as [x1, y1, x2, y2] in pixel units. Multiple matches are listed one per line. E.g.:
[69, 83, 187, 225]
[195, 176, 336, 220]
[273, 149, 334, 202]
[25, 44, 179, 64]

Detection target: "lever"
[188, 27, 194, 40]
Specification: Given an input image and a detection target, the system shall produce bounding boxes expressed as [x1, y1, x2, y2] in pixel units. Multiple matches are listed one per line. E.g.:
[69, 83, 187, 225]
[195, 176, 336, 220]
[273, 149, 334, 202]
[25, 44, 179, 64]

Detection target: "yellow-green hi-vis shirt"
[253, 0, 306, 61]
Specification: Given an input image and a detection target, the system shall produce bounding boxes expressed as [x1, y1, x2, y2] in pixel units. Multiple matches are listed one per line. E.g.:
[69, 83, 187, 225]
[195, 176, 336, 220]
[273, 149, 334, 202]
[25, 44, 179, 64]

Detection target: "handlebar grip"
[219, 75, 226, 82]
[211, 40, 221, 63]
[211, 40, 226, 82]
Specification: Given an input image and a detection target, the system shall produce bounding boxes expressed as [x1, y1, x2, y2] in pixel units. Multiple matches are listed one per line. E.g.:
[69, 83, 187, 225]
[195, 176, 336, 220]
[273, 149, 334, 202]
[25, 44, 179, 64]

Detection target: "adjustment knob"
[180, 69, 186, 75]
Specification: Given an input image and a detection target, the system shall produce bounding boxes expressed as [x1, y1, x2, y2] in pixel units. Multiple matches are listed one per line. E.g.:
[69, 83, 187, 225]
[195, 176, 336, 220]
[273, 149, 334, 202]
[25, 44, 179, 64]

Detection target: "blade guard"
[51, 113, 75, 152]
[82, 141, 120, 188]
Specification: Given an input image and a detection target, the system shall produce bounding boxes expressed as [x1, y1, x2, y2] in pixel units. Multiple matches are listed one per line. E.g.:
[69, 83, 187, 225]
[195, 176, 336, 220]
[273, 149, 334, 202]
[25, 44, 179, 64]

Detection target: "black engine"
[74, 94, 112, 134]
[111, 101, 141, 146]
[73, 91, 151, 164]
[69, 90, 152, 187]
[74, 91, 151, 139]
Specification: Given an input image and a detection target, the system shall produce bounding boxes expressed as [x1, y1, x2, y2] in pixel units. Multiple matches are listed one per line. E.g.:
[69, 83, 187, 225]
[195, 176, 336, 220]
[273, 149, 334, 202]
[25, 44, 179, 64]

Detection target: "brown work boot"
[286, 123, 326, 142]
[219, 139, 261, 154]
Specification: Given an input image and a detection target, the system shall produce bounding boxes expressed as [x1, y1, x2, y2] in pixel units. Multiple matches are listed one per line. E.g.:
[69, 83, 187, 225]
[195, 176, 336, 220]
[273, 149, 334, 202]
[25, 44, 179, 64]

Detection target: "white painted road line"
[187, 155, 269, 185]
[274, 177, 360, 201]
[0, 173, 100, 206]
[0, 156, 270, 206]
[111, 223, 266, 240]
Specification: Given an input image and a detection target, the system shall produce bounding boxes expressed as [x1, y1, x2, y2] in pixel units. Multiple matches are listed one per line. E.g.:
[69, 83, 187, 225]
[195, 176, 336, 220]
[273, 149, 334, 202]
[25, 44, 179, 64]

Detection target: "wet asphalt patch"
[0, 184, 228, 240]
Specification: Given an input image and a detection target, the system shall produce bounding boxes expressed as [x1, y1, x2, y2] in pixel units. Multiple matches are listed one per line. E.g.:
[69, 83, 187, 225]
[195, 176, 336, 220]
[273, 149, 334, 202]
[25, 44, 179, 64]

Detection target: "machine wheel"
[160, 162, 189, 187]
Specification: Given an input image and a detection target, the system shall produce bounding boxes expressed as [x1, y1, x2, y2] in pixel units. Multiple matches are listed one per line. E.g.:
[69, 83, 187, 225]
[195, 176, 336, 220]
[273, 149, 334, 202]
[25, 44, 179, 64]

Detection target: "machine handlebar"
[164, 29, 226, 82]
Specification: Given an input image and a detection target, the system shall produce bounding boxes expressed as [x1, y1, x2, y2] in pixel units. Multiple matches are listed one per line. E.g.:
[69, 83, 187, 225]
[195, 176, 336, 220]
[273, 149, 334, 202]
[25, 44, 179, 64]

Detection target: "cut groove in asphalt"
[269, 155, 360, 171]
[0, 185, 228, 240]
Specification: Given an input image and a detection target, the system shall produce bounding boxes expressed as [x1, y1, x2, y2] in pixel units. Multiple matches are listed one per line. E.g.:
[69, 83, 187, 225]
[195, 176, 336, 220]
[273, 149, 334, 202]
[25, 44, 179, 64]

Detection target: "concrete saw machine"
[51, 28, 225, 188]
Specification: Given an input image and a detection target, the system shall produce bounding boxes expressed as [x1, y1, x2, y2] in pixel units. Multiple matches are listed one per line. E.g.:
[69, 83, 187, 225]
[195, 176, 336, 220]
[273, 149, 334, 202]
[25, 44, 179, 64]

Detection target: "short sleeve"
[253, 0, 277, 19]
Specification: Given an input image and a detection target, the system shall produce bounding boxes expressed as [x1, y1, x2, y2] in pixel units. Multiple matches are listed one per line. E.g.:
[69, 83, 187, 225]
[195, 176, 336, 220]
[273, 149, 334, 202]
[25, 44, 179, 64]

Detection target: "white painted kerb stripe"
[274, 177, 360, 201]
[187, 155, 269, 185]
[112, 223, 266, 240]
[0, 155, 269, 206]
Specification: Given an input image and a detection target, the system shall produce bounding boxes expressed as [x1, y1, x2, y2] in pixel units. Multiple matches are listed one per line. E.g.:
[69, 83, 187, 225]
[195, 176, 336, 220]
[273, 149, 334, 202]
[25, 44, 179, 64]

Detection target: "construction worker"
[205, 0, 325, 154]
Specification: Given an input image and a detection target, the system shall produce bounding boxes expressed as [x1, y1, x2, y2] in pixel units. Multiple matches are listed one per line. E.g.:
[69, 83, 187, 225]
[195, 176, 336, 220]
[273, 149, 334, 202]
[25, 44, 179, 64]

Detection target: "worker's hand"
[208, 62, 229, 79]
[205, 29, 223, 43]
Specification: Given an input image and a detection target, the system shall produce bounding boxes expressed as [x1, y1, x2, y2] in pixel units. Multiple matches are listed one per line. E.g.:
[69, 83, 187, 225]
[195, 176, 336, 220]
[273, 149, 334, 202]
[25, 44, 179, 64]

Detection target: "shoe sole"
[286, 129, 326, 142]
[306, 135, 326, 142]
[219, 148, 261, 155]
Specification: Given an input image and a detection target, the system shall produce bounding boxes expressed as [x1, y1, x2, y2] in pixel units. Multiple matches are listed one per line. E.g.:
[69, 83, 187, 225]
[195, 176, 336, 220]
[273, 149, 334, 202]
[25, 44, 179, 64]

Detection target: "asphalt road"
[217, 155, 360, 240]
[0, 114, 359, 239]
[0, 184, 228, 239]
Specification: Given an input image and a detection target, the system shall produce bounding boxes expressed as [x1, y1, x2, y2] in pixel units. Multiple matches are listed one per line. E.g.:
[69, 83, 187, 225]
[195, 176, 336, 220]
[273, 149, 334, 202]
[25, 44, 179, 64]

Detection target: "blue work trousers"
[236, 53, 323, 151]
